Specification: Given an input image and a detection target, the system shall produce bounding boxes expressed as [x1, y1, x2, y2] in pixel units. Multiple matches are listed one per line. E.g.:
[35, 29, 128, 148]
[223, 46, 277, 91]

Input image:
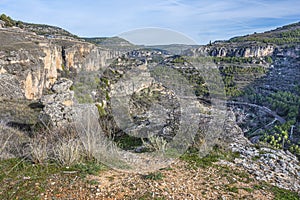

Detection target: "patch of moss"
[180, 146, 241, 169]
[71, 160, 107, 178]
[180, 148, 220, 169]
[225, 185, 239, 193]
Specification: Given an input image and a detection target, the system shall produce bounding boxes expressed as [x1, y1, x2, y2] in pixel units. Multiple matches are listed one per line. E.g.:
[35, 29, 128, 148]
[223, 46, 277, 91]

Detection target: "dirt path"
[41, 160, 274, 200]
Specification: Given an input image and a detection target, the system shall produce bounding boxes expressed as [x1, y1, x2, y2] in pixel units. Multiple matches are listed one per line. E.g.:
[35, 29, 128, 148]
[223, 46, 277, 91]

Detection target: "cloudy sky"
[1, 0, 299, 45]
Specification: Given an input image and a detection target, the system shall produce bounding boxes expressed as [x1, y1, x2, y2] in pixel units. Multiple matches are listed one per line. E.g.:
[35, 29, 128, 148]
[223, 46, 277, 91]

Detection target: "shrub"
[53, 138, 82, 166]
[28, 137, 48, 164]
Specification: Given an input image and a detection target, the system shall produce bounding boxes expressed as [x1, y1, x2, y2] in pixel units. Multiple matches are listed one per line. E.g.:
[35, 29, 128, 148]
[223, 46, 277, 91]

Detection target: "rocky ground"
[222, 134, 300, 193]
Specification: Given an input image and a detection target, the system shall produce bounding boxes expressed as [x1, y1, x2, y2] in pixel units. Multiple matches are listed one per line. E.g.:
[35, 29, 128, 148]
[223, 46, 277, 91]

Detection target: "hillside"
[82, 36, 133, 46]
[229, 22, 300, 45]
[0, 13, 79, 39]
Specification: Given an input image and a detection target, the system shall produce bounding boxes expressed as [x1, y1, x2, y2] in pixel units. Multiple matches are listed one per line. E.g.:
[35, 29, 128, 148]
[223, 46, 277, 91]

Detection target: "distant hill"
[0, 13, 79, 39]
[82, 36, 136, 50]
[22, 22, 79, 39]
[229, 22, 300, 45]
[82, 36, 133, 46]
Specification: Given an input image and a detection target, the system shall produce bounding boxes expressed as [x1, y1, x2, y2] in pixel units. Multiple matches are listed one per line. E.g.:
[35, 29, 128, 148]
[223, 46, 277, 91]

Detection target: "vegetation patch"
[253, 183, 300, 200]
[180, 147, 221, 169]
[114, 134, 143, 150]
[0, 158, 60, 199]
[142, 172, 164, 181]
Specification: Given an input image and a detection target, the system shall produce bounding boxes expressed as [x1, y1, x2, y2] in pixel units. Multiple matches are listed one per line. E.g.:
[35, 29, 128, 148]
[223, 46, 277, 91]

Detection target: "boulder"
[51, 78, 73, 93]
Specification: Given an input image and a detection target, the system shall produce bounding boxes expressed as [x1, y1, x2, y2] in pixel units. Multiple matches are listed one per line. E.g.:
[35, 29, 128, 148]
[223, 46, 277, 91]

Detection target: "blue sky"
[1, 0, 299, 45]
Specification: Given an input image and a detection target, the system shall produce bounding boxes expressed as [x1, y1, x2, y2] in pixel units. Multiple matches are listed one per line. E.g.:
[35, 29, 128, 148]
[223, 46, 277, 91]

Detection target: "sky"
[0, 0, 299, 45]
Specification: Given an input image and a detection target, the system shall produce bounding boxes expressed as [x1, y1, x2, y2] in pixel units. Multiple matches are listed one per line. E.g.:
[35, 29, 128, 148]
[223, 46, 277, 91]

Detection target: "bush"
[28, 137, 48, 164]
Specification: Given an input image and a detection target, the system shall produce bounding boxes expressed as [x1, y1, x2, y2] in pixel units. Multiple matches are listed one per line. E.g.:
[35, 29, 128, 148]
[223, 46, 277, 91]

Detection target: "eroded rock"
[39, 78, 75, 127]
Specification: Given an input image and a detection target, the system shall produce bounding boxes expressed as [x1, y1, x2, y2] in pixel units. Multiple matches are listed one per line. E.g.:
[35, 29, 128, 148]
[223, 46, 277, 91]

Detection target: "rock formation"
[39, 78, 75, 127]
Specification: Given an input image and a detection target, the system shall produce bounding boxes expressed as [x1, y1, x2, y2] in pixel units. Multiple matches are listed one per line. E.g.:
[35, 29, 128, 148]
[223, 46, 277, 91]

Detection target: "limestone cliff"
[185, 42, 274, 58]
[0, 27, 122, 100]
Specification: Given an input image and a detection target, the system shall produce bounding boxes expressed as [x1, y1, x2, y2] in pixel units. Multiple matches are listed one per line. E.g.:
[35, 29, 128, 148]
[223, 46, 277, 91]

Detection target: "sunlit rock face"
[0, 28, 122, 100]
[185, 42, 274, 58]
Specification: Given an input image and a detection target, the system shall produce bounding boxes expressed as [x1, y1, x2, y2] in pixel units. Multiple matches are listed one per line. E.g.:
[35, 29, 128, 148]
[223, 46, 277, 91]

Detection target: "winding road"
[226, 101, 286, 124]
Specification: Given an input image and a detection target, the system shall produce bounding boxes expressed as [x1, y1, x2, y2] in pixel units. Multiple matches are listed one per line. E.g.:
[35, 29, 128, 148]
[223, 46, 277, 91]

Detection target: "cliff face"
[0, 28, 122, 100]
[185, 42, 275, 58]
[62, 44, 122, 71]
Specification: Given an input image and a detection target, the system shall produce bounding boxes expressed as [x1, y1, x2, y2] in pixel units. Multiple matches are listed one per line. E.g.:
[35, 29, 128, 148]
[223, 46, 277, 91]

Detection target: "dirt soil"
[41, 160, 274, 200]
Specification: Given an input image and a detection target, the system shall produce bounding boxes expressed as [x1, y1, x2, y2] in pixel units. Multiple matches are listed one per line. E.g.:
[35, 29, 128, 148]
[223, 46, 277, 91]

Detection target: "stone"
[51, 78, 73, 93]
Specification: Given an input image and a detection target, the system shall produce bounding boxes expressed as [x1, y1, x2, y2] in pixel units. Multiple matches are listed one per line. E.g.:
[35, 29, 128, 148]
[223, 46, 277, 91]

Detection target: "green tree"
[0, 14, 15, 27]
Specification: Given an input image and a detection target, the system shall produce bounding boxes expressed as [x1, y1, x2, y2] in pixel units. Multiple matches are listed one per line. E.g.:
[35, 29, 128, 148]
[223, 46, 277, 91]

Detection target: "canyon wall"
[185, 42, 275, 58]
[0, 28, 123, 100]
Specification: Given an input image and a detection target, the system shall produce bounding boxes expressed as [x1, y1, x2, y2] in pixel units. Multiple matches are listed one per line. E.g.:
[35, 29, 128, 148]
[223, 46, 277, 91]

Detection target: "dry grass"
[27, 137, 48, 164]
[53, 138, 82, 166]
[0, 122, 29, 159]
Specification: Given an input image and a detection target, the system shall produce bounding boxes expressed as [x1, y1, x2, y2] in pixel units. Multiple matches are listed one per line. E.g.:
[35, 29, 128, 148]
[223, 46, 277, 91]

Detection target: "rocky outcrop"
[38, 77, 103, 128]
[219, 111, 300, 194]
[229, 143, 300, 193]
[185, 42, 274, 58]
